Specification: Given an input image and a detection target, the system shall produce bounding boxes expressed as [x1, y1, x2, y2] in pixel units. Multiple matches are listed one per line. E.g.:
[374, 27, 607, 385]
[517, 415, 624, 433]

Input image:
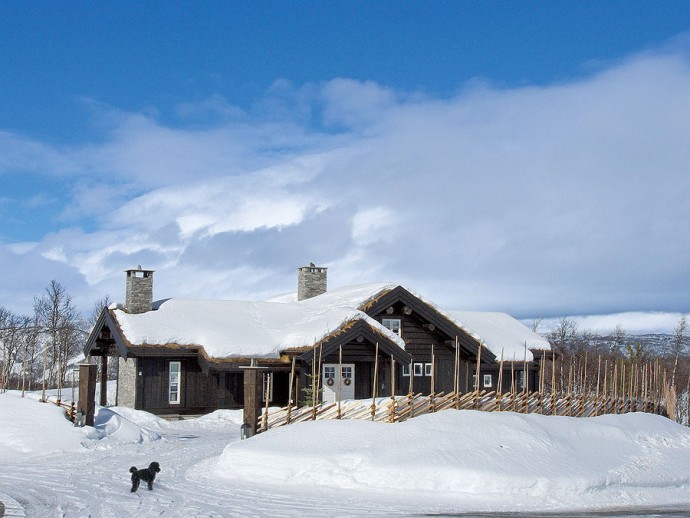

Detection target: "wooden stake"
[371, 342, 379, 420]
[594, 355, 601, 416]
[497, 349, 504, 412]
[338, 344, 342, 419]
[474, 342, 482, 410]
[551, 352, 557, 416]
[287, 356, 296, 424]
[454, 337, 460, 409]
[263, 373, 271, 432]
[390, 354, 396, 422]
[430, 344, 436, 413]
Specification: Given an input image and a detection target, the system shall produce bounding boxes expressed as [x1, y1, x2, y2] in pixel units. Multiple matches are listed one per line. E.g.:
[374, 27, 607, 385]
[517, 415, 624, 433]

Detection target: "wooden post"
[390, 354, 396, 422]
[568, 356, 574, 416]
[510, 359, 516, 412]
[474, 342, 482, 410]
[262, 373, 271, 431]
[551, 352, 557, 416]
[371, 342, 379, 420]
[613, 362, 618, 414]
[594, 355, 601, 416]
[99, 355, 108, 407]
[497, 349, 504, 412]
[538, 354, 544, 414]
[77, 363, 98, 426]
[311, 346, 317, 420]
[242, 365, 263, 436]
[522, 343, 528, 414]
[338, 344, 343, 419]
[287, 357, 295, 424]
[21, 358, 26, 397]
[430, 344, 436, 413]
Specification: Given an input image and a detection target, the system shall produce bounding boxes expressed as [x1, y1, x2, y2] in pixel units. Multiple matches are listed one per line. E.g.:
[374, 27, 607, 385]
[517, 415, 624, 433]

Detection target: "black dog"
[129, 462, 161, 492]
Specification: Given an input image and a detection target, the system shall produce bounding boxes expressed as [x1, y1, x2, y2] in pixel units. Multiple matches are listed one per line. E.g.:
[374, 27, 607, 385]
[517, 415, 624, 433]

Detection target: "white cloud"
[1, 42, 689, 322]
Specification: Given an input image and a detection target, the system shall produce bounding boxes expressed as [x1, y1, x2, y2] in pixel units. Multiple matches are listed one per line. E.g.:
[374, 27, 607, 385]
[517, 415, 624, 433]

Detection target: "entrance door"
[322, 363, 355, 403]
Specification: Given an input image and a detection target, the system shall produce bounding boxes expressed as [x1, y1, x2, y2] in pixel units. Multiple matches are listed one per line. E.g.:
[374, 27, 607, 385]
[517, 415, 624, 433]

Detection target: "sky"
[0, 2, 689, 332]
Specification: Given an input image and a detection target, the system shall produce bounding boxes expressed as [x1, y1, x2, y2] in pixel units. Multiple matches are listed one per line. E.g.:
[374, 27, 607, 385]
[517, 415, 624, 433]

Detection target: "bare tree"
[33, 281, 82, 401]
[670, 315, 688, 389]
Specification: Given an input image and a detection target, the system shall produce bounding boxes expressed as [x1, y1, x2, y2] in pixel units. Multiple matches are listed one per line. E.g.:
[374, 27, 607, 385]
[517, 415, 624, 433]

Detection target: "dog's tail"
[130, 466, 137, 473]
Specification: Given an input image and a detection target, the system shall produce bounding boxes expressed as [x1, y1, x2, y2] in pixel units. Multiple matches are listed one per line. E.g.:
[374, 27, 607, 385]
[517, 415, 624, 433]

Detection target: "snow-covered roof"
[110, 282, 549, 362]
[267, 282, 396, 307]
[449, 311, 551, 362]
[113, 287, 404, 360]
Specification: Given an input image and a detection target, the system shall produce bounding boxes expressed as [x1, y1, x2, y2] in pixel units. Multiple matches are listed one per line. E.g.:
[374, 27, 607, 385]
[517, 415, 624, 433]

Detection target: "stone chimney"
[297, 264, 327, 301]
[125, 266, 154, 313]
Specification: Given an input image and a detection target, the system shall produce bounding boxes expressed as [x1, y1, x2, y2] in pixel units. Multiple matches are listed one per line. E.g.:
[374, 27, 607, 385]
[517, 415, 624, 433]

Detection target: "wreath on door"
[326, 378, 334, 386]
[344, 377, 352, 386]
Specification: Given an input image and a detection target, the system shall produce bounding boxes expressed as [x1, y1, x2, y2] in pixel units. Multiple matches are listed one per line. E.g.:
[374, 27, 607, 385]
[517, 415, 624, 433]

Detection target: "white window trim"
[413, 363, 424, 377]
[402, 363, 411, 377]
[483, 374, 492, 387]
[168, 361, 181, 405]
[424, 363, 433, 377]
[381, 318, 402, 336]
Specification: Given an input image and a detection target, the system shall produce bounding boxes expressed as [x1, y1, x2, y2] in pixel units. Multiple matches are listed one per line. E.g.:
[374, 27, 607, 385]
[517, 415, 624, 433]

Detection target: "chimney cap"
[124, 266, 155, 273]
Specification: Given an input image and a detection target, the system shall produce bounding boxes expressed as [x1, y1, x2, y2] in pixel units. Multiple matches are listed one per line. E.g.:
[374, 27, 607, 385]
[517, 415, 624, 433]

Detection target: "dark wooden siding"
[136, 357, 221, 415]
[372, 309, 474, 395]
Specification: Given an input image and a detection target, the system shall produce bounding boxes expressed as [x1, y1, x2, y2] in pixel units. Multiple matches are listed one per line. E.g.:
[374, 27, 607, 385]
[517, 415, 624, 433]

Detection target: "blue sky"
[1, 2, 689, 332]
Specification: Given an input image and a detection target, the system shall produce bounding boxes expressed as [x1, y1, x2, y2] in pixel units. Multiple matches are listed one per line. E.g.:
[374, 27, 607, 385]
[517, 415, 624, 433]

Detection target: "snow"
[450, 311, 551, 362]
[111, 282, 550, 362]
[2, 389, 690, 516]
[114, 290, 404, 359]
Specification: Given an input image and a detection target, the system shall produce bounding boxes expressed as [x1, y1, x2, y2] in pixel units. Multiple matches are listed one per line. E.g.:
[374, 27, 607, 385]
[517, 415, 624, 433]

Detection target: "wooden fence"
[256, 387, 669, 433]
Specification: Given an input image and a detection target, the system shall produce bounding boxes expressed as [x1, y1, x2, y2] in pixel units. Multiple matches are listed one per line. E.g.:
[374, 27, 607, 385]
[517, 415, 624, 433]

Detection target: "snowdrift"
[213, 410, 690, 510]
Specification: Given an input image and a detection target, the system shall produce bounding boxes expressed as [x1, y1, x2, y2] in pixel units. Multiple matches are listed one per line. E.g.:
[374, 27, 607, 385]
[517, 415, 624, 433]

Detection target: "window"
[168, 361, 181, 404]
[483, 374, 492, 388]
[402, 363, 411, 377]
[324, 366, 335, 380]
[413, 363, 424, 377]
[262, 372, 273, 402]
[382, 318, 401, 336]
[518, 370, 525, 390]
[341, 366, 353, 381]
[424, 363, 433, 377]
[472, 375, 477, 389]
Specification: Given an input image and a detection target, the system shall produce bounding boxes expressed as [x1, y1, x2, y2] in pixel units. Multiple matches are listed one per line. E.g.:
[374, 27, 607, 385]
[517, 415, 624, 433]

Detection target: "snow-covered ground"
[2, 389, 690, 517]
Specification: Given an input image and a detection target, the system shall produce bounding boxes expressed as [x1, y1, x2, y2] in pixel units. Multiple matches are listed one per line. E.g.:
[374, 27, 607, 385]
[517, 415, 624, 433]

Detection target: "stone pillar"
[243, 367, 263, 436]
[78, 364, 98, 426]
[297, 265, 327, 301]
[117, 357, 136, 407]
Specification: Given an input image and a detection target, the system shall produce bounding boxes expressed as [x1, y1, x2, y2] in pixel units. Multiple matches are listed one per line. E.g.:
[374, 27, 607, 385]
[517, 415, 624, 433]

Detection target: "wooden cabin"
[84, 266, 551, 417]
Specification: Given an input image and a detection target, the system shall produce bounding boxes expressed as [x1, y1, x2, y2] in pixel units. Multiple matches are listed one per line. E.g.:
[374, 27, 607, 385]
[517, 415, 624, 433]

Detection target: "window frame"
[483, 374, 492, 388]
[381, 318, 402, 336]
[413, 362, 424, 377]
[402, 363, 411, 377]
[424, 363, 433, 377]
[168, 361, 181, 405]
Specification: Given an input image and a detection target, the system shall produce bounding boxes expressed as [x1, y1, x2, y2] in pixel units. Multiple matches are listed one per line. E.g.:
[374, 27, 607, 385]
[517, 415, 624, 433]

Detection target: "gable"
[361, 286, 497, 363]
[293, 318, 412, 365]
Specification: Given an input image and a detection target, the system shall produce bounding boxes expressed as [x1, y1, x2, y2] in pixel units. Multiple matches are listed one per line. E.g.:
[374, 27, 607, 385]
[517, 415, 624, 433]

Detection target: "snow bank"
[212, 411, 690, 510]
[0, 391, 87, 460]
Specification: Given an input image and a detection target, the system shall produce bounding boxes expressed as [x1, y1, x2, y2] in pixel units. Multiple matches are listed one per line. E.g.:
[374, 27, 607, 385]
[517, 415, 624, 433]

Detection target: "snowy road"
[0, 408, 411, 517]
